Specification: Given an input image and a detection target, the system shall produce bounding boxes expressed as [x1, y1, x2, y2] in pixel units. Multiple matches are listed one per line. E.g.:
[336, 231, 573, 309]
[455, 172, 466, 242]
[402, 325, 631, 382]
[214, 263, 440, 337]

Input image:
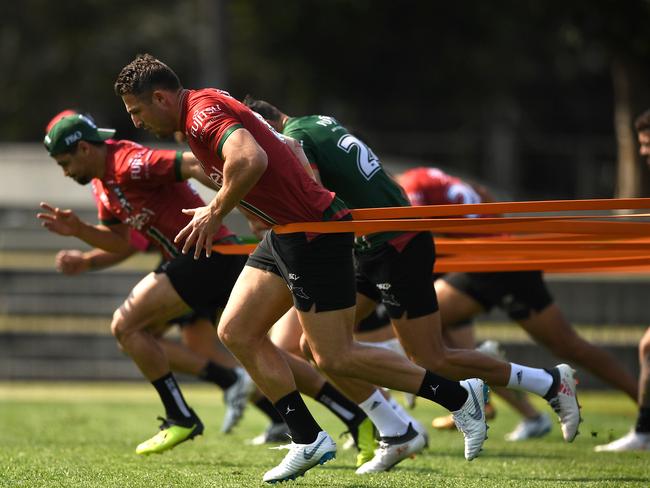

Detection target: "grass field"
[1, 383, 648, 487]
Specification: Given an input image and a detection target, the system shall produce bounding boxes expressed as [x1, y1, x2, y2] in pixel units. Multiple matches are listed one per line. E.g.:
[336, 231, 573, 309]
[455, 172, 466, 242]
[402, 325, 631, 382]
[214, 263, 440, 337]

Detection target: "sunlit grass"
[1, 383, 648, 487]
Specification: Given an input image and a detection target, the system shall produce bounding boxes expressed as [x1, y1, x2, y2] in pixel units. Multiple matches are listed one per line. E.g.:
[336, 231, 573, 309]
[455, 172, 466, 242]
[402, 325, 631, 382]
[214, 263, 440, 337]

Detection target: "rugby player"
[114, 54, 492, 482]
[244, 98, 582, 460]
[595, 109, 650, 451]
[41, 112, 376, 458]
[40, 112, 251, 453]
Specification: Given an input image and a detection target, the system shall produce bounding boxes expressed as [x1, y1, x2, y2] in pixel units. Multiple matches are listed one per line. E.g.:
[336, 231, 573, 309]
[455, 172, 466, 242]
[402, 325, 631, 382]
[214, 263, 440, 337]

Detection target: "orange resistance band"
[211, 198, 650, 273]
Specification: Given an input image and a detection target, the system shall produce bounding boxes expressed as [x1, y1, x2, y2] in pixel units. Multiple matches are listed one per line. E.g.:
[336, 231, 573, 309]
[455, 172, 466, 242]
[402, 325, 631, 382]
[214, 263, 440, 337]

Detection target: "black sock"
[417, 370, 468, 411]
[274, 391, 321, 444]
[198, 361, 238, 390]
[542, 367, 561, 401]
[255, 397, 284, 424]
[636, 407, 650, 433]
[315, 382, 367, 431]
[151, 372, 195, 425]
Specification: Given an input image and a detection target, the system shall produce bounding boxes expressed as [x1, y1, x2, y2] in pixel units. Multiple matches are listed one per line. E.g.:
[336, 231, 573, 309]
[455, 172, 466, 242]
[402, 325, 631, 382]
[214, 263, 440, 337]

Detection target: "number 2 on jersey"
[336, 134, 381, 180]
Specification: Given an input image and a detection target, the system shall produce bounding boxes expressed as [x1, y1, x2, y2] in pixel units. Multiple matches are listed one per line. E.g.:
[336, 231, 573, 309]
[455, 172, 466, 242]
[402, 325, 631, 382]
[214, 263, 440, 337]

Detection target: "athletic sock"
[255, 397, 285, 424]
[359, 389, 409, 437]
[636, 407, 650, 433]
[315, 382, 367, 430]
[386, 394, 414, 424]
[417, 370, 468, 411]
[274, 391, 321, 444]
[507, 363, 555, 398]
[197, 361, 238, 390]
[151, 372, 194, 424]
[542, 367, 561, 401]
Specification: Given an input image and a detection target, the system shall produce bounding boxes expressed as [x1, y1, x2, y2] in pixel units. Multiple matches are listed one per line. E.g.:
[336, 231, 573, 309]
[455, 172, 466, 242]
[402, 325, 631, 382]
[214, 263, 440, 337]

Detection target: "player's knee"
[313, 355, 345, 376]
[299, 334, 314, 361]
[110, 308, 140, 344]
[110, 310, 127, 341]
[217, 318, 252, 353]
[313, 349, 354, 376]
[216, 321, 235, 349]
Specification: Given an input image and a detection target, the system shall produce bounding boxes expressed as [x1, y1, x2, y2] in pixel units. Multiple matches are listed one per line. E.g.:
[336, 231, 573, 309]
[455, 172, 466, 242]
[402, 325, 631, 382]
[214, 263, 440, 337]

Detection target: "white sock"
[386, 395, 413, 424]
[507, 363, 553, 397]
[359, 389, 409, 437]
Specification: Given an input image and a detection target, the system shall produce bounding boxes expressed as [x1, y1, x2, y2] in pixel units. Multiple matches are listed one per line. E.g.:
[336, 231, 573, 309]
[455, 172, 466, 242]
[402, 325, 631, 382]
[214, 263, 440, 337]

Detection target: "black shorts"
[355, 231, 439, 319]
[246, 230, 356, 312]
[155, 250, 247, 312]
[441, 271, 554, 320]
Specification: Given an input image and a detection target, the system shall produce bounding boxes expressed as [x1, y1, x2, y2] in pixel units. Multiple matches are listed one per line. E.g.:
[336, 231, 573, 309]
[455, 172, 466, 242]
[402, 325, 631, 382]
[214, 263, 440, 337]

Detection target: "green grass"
[0, 383, 648, 487]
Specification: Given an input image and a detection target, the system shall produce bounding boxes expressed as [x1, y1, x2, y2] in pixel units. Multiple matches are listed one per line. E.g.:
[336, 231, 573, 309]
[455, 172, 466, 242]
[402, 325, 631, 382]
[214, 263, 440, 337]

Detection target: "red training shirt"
[398, 167, 482, 206]
[180, 88, 345, 225]
[91, 139, 233, 260]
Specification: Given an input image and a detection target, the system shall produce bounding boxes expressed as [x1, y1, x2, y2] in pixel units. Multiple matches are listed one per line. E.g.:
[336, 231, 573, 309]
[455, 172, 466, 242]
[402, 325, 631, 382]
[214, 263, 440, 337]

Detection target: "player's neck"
[175, 89, 189, 131]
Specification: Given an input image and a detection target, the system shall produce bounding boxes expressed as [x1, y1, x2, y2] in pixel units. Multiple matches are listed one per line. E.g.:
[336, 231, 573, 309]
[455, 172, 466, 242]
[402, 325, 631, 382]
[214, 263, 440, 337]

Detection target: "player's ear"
[77, 140, 90, 156]
[152, 89, 169, 108]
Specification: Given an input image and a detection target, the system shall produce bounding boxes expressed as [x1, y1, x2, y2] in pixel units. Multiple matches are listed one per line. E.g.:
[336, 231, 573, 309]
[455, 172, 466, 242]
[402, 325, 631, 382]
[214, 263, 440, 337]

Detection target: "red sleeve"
[187, 93, 243, 160]
[91, 180, 119, 225]
[140, 149, 184, 184]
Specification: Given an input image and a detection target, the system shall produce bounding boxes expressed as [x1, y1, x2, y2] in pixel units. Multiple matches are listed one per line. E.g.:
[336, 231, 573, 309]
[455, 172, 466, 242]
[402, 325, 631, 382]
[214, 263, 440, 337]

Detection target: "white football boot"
[263, 431, 336, 483]
[452, 378, 487, 461]
[546, 364, 581, 442]
[355, 423, 426, 474]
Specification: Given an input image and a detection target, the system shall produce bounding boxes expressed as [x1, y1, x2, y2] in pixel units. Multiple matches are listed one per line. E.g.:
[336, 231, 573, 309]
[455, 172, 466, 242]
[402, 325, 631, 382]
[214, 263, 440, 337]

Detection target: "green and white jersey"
[283, 115, 411, 251]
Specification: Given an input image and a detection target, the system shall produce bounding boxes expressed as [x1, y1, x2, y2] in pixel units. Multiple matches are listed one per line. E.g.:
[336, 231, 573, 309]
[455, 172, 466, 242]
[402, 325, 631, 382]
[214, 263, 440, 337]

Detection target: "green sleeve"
[174, 151, 183, 181]
[217, 124, 243, 160]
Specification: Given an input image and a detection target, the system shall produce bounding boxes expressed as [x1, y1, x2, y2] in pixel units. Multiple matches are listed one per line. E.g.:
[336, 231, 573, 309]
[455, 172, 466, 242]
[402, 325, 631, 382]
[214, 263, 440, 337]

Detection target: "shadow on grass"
[423, 450, 567, 461]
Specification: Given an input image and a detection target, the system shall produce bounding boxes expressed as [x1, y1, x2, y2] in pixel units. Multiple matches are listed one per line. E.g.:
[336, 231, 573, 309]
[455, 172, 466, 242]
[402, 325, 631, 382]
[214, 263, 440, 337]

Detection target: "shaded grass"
[1, 383, 648, 487]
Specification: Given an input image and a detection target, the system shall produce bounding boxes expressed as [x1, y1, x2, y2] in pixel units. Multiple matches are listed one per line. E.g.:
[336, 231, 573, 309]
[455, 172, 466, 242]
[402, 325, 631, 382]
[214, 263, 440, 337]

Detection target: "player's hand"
[55, 250, 89, 275]
[175, 205, 222, 259]
[37, 202, 82, 236]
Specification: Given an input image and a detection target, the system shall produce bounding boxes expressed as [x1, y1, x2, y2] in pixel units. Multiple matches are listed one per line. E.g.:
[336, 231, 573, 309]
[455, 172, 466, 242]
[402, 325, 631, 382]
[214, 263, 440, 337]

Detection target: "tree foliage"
[2, 0, 650, 197]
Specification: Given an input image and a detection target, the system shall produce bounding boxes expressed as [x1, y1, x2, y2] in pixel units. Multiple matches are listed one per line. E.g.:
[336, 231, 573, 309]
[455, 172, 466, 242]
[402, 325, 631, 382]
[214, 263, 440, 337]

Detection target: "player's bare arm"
[38, 202, 132, 254]
[56, 247, 138, 275]
[179, 152, 220, 191]
[175, 128, 268, 259]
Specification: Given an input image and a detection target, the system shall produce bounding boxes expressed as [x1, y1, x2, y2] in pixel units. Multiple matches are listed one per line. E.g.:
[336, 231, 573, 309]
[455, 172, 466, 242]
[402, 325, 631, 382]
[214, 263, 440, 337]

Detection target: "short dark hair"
[635, 109, 650, 132]
[243, 95, 283, 122]
[114, 53, 181, 99]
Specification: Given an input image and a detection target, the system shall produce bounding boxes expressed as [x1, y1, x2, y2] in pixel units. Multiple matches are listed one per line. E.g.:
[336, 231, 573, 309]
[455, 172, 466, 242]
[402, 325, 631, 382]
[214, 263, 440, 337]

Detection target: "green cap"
[44, 114, 115, 155]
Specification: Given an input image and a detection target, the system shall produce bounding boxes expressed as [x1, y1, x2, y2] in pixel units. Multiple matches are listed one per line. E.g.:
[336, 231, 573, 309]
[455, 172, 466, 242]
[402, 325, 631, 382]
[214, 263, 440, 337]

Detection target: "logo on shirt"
[129, 150, 151, 180]
[190, 105, 222, 139]
[208, 169, 224, 188]
[111, 186, 132, 212]
[125, 208, 154, 231]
